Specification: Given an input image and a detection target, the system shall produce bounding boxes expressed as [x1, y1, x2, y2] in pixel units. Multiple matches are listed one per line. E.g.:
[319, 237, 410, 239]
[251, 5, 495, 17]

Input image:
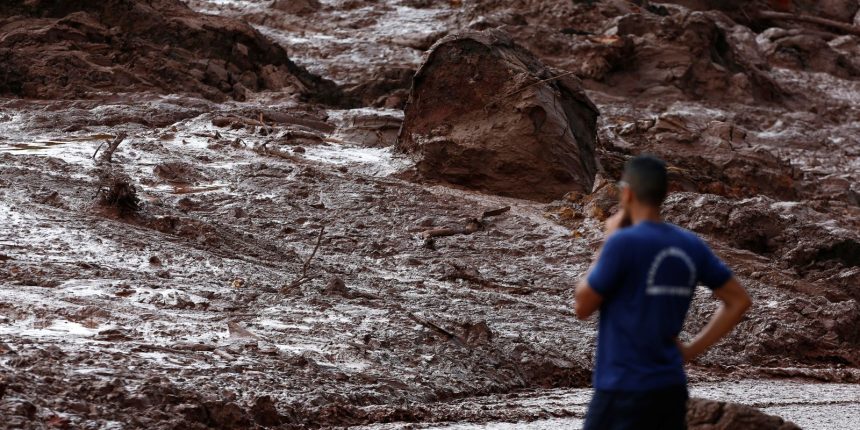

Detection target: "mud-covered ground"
[1, 0, 859, 429]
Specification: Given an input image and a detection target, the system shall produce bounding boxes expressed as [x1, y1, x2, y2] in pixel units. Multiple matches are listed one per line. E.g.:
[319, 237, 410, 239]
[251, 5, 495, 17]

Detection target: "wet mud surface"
[1, 0, 860, 429]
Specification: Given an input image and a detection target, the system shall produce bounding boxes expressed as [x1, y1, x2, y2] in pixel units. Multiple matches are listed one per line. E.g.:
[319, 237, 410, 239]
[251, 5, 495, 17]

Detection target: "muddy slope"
[0, 0, 344, 103]
[0, 0, 859, 428]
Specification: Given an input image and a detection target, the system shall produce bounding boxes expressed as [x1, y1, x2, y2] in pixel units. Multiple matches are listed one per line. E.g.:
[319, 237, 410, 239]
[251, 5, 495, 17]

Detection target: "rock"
[206, 401, 251, 428]
[227, 321, 261, 340]
[687, 398, 801, 429]
[396, 30, 600, 202]
[251, 395, 283, 426]
[814, 0, 859, 23]
[828, 35, 860, 72]
[0, 399, 37, 419]
[0, 0, 344, 103]
[461, 321, 493, 346]
[757, 29, 860, 78]
[604, 11, 787, 103]
[583, 179, 621, 221]
[345, 66, 415, 108]
[323, 277, 350, 297]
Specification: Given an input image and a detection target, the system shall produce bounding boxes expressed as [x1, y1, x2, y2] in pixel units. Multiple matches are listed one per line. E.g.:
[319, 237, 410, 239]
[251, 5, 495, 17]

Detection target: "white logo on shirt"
[646, 247, 696, 296]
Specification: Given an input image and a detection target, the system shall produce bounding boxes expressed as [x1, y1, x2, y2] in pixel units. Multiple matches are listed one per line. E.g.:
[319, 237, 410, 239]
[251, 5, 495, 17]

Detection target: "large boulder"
[0, 0, 345, 103]
[688, 398, 801, 430]
[601, 10, 787, 103]
[396, 30, 599, 202]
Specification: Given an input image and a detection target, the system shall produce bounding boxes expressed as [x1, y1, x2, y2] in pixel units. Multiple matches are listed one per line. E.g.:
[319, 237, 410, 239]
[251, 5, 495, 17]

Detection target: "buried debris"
[420, 206, 510, 247]
[97, 179, 140, 216]
[92, 132, 140, 216]
[421, 218, 482, 240]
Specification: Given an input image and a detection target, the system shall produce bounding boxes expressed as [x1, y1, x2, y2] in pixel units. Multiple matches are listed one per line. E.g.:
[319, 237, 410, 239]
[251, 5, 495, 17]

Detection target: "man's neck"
[629, 205, 662, 225]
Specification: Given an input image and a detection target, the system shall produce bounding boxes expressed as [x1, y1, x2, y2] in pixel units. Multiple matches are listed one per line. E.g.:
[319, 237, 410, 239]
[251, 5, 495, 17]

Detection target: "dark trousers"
[583, 385, 688, 430]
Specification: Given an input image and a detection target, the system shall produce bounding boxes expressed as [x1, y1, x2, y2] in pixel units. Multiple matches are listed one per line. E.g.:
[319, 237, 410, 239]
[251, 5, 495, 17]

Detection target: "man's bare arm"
[679, 277, 752, 362]
[573, 211, 628, 320]
[574, 281, 603, 320]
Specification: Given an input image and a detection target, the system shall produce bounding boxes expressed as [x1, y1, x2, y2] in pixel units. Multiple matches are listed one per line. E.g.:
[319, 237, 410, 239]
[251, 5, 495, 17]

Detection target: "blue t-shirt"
[587, 221, 732, 391]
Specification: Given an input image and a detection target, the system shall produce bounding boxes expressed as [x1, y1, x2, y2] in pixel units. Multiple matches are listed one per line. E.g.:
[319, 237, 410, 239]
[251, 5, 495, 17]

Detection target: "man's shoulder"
[661, 222, 699, 239]
[662, 223, 712, 254]
[610, 222, 704, 246]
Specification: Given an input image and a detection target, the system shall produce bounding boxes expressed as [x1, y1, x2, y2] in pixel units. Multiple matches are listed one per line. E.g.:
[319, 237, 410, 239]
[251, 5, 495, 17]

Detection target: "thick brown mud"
[1, 0, 859, 429]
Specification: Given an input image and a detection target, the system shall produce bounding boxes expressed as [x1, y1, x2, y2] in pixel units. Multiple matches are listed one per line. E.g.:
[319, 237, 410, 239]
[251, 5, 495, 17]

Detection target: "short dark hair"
[621, 155, 668, 206]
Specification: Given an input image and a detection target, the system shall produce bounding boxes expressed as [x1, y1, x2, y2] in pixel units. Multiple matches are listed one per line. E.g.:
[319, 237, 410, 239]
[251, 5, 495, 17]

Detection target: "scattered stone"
[322, 277, 349, 297]
[227, 321, 260, 340]
[461, 321, 493, 346]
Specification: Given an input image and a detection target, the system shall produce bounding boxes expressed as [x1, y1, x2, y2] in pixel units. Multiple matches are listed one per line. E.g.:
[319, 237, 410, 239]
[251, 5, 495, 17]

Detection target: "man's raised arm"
[678, 277, 752, 362]
[575, 280, 603, 320]
[573, 212, 629, 320]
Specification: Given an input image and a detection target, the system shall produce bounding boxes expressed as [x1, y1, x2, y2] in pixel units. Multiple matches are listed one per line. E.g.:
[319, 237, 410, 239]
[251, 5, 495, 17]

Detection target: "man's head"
[619, 155, 668, 210]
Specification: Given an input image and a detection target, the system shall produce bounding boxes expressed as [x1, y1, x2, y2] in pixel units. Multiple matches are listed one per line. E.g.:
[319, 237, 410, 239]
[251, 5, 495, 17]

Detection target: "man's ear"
[621, 186, 634, 206]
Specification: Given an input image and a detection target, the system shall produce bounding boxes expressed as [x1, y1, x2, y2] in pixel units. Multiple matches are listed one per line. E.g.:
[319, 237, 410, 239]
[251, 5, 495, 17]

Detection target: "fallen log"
[480, 205, 511, 219]
[757, 11, 860, 37]
[420, 206, 511, 240]
[405, 311, 467, 347]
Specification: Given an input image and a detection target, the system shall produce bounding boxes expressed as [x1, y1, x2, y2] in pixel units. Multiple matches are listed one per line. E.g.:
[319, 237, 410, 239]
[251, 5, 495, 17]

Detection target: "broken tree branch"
[92, 141, 105, 160]
[97, 132, 128, 165]
[301, 226, 325, 279]
[757, 11, 860, 37]
[405, 311, 467, 347]
[283, 226, 325, 291]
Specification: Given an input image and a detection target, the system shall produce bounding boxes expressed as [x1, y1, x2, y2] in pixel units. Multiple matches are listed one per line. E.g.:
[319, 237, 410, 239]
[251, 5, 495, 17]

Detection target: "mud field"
[1, 1, 859, 429]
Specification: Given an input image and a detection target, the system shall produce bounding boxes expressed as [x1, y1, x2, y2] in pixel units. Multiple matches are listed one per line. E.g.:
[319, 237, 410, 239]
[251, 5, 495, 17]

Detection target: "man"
[575, 155, 752, 430]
